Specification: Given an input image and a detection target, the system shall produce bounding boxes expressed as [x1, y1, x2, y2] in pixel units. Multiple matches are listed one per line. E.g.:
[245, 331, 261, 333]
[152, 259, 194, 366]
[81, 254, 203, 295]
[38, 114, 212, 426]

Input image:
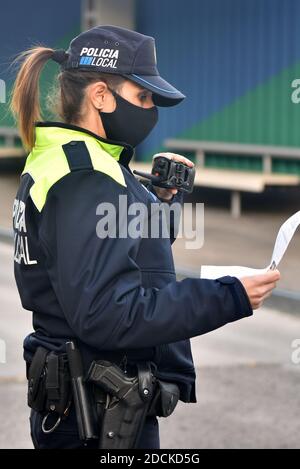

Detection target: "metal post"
[196, 150, 205, 167]
[263, 154, 272, 173]
[231, 191, 241, 218]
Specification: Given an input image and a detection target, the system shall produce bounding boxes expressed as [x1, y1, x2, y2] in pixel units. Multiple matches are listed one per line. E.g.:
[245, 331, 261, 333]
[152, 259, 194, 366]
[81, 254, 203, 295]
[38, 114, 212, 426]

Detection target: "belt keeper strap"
[46, 352, 60, 401]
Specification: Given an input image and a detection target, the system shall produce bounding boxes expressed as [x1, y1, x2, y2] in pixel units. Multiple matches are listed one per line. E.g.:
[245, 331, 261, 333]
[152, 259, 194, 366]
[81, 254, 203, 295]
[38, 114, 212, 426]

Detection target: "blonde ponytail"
[10, 47, 54, 150]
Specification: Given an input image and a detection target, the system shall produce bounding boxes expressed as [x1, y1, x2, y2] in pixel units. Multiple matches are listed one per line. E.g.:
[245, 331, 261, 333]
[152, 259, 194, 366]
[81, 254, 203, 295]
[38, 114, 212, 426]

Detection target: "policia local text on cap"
[10, 25, 280, 449]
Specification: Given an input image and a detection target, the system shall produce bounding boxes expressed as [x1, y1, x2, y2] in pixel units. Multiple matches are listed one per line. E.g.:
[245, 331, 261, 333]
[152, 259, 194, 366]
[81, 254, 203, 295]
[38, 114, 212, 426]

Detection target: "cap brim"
[123, 73, 186, 107]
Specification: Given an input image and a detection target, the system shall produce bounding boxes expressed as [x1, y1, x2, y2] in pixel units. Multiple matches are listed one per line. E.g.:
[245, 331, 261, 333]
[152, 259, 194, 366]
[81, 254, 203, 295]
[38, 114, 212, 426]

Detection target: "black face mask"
[99, 88, 158, 148]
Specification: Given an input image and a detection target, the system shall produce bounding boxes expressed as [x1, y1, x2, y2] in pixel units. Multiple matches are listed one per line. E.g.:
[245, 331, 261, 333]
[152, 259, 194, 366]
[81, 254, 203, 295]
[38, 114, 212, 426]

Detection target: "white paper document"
[200, 211, 300, 279]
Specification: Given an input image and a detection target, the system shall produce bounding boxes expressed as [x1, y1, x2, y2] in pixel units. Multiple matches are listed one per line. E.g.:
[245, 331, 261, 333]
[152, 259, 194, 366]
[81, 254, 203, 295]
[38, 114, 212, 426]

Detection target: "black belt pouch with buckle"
[147, 380, 180, 417]
[27, 346, 71, 416]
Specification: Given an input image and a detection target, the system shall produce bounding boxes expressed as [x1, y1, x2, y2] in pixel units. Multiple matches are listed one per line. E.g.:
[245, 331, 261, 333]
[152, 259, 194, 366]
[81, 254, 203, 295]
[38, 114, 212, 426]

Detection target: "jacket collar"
[34, 121, 135, 167]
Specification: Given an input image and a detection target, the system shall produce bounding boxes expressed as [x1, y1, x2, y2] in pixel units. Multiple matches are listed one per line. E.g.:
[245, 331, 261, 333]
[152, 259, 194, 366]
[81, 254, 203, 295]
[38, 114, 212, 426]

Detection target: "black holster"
[87, 360, 155, 449]
[87, 359, 180, 449]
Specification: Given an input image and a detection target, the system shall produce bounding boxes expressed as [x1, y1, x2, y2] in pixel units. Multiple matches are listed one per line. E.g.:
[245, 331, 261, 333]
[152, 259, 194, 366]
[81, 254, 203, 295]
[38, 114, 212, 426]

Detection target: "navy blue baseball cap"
[55, 25, 186, 107]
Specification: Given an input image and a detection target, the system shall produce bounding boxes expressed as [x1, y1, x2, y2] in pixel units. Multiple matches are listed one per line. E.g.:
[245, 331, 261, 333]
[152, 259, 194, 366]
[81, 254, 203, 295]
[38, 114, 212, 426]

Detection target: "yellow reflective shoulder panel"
[23, 139, 127, 212]
[23, 146, 70, 212]
[86, 140, 126, 188]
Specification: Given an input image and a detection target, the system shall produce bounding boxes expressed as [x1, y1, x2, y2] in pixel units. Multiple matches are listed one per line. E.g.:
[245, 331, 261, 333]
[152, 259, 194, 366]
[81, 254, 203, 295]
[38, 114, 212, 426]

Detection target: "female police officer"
[11, 25, 280, 449]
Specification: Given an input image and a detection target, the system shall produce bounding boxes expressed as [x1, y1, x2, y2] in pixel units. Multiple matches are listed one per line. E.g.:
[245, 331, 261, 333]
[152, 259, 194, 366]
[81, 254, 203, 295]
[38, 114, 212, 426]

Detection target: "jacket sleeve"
[39, 169, 253, 352]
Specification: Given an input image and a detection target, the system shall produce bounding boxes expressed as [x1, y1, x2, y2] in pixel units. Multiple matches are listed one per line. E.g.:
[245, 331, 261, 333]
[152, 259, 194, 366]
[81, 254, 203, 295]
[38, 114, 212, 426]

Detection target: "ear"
[88, 81, 108, 110]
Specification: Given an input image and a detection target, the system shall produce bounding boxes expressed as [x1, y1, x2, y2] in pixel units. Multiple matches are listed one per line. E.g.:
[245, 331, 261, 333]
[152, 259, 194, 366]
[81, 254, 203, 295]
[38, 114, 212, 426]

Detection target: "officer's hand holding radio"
[151, 153, 195, 201]
[240, 270, 281, 309]
[133, 152, 195, 201]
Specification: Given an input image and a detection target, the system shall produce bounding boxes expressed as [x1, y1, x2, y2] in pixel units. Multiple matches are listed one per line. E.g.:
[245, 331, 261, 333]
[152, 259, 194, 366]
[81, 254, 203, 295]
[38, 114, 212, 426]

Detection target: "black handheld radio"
[133, 155, 195, 193]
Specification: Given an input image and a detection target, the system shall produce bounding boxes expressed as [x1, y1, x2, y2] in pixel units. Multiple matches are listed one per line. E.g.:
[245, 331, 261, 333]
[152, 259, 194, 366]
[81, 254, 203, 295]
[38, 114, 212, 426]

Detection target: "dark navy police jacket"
[13, 122, 253, 403]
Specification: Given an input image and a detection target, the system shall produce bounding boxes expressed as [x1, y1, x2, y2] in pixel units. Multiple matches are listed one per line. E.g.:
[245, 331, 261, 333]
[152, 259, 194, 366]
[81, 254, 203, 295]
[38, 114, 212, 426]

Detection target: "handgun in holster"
[86, 360, 157, 449]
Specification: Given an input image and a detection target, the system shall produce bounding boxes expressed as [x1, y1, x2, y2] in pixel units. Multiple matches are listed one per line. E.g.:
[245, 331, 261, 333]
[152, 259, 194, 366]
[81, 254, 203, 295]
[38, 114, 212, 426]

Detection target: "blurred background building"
[2, 0, 300, 162]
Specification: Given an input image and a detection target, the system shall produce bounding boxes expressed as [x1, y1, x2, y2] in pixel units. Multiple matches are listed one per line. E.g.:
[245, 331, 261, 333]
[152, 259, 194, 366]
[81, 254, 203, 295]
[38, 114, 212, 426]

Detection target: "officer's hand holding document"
[201, 210, 300, 279]
[200, 211, 300, 309]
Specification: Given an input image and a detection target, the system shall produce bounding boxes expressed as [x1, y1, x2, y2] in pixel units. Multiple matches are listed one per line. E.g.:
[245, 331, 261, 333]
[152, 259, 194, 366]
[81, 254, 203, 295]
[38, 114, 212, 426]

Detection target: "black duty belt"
[26, 343, 180, 449]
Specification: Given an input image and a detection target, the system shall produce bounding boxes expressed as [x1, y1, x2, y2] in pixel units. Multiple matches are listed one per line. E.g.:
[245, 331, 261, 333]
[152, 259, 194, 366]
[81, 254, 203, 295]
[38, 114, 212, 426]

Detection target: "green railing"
[165, 139, 300, 175]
